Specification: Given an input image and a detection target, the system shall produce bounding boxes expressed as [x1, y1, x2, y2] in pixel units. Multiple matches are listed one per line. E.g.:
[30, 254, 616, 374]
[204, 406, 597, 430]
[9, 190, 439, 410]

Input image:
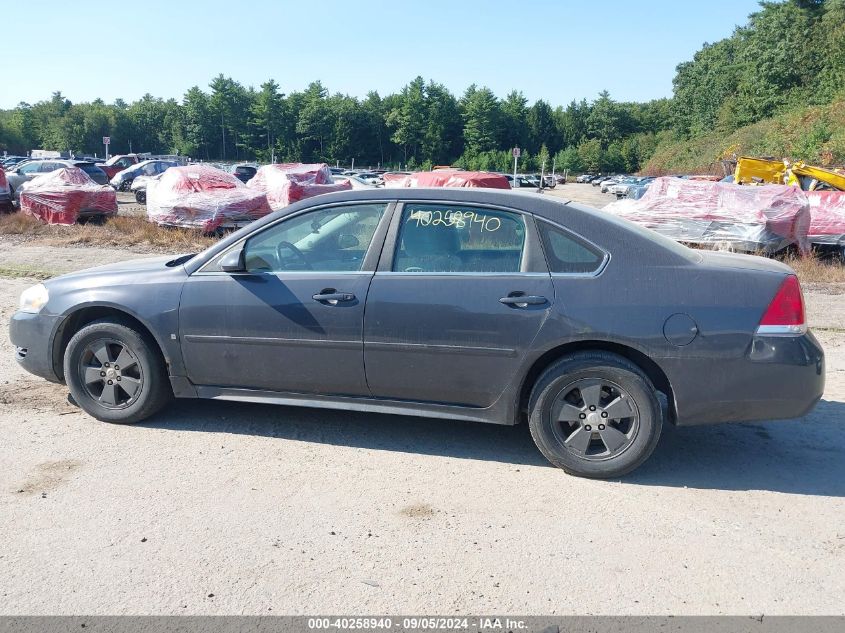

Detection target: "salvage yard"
[1, 228, 844, 615]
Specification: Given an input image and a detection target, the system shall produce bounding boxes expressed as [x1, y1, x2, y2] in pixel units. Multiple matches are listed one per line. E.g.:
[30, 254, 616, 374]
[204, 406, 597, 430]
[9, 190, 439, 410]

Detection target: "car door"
[178, 202, 392, 395]
[363, 202, 554, 408]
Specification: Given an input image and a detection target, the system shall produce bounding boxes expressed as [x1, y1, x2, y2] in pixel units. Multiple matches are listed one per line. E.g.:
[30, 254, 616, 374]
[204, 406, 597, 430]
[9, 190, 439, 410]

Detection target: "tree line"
[0, 76, 671, 174]
[1, 0, 843, 175]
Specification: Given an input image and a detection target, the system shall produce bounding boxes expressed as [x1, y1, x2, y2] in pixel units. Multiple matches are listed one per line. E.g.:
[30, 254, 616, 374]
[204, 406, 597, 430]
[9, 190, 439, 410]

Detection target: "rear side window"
[393, 204, 525, 273]
[78, 164, 101, 176]
[538, 220, 605, 274]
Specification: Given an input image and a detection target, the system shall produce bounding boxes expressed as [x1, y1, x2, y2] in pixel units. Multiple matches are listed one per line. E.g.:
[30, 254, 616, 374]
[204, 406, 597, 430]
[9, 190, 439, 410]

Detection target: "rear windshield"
[77, 164, 102, 175]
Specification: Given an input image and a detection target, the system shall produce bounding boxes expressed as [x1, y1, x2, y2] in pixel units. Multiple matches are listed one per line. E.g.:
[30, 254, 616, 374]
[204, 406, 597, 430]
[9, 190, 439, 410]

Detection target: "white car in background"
[353, 171, 384, 186]
[333, 174, 379, 189]
[600, 176, 624, 193]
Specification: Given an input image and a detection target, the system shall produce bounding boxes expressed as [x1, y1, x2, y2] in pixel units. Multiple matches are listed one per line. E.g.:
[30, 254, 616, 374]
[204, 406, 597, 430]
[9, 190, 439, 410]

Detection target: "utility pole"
[221, 111, 226, 160]
[539, 159, 546, 193]
[512, 147, 520, 186]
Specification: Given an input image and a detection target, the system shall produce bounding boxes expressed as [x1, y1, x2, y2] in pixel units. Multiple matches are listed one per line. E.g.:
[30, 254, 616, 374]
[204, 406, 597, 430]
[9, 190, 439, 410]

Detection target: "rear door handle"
[313, 290, 355, 305]
[499, 294, 548, 307]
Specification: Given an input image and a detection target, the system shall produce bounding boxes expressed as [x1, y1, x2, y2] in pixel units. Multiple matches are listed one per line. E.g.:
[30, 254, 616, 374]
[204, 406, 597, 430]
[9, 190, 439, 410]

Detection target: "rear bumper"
[669, 331, 825, 426]
[9, 310, 64, 383]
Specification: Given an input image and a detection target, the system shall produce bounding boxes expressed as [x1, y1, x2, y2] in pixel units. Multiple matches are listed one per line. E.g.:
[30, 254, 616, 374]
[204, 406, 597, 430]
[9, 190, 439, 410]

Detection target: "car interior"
[243, 204, 386, 273]
[393, 205, 525, 273]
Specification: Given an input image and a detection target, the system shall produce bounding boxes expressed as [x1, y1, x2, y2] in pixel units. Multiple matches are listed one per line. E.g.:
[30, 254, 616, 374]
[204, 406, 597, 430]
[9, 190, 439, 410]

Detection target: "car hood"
[46, 254, 191, 284]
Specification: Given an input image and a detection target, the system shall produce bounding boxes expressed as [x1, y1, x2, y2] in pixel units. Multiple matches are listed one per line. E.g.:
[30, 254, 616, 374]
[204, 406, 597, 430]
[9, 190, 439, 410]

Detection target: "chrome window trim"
[193, 270, 374, 278]
[374, 271, 551, 278]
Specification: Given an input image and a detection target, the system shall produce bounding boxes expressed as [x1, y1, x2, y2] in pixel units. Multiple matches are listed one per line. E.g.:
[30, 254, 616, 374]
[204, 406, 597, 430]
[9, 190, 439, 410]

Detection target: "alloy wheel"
[78, 338, 144, 409]
[549, 378, 640, 461]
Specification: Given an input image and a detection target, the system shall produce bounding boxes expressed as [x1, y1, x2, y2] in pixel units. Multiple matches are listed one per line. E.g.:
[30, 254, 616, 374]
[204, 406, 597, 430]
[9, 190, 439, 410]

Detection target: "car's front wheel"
[528, 352, 663, 478]
[64, 318, 172, 424]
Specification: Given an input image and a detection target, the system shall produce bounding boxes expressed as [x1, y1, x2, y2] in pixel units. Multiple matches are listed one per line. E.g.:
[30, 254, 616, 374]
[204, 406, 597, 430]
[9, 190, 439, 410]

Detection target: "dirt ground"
[1, 215, 844, 616]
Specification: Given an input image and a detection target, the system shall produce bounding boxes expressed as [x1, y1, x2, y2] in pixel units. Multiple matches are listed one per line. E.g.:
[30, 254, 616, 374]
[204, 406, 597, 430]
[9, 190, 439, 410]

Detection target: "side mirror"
[219, 247, 245, 273]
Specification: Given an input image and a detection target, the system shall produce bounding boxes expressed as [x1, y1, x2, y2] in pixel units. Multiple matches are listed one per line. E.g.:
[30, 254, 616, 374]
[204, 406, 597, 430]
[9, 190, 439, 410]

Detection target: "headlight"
[18, 283, 49, 314]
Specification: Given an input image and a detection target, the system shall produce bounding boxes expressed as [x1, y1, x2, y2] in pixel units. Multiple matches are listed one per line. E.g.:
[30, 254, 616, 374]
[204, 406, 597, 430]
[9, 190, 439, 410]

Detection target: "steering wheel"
[275, 241, 312, 271]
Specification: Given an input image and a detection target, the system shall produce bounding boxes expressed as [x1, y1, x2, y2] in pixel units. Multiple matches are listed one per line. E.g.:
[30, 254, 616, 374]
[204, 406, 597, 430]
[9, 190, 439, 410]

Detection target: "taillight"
[756, 274, 806, 336]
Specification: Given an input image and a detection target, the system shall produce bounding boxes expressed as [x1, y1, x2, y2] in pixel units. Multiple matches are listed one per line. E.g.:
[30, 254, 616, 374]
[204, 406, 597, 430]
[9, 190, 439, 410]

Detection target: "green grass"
[0, 265, 57, 280]
[643, 98, 845, 175]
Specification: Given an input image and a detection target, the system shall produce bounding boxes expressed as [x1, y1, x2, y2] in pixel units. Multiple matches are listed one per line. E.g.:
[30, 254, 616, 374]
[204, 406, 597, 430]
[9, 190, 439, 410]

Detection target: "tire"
[135, 190, 146, 204]
[63, 318, 172, 424]
[528, 352, 663, 478]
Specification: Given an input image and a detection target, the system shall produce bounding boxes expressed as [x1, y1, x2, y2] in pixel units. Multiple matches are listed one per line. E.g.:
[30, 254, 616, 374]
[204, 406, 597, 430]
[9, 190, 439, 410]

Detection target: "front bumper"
[668, 331, 825, 426]
[9, 310, 65, 383]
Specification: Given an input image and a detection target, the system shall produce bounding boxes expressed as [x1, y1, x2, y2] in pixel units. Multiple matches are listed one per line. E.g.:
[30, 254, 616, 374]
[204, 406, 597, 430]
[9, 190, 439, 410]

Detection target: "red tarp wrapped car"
[806, 190, 845, 248]
[383, 170, 511, 190]
[0, 166, 12, 212]
[604, 177, 811, 254]
[146, 165, 270, 232]
[19, 167, 117, 225]
[247, 163, 352, 211]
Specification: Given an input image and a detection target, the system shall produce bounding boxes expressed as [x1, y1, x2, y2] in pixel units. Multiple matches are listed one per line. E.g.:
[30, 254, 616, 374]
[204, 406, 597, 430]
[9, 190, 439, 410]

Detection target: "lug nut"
[104, 363, 109, 368]
[598, 424, 606, 430]
[589, 405, 596, 411]
[107, 380, 113, 385]
[100, 371, 106, 377]
[114, 365, 119, 370]
[585, 425, 592, 431]
[116, 377, 121, 381]
[601, 412, 608, 418]
[579, 413, 586, 420]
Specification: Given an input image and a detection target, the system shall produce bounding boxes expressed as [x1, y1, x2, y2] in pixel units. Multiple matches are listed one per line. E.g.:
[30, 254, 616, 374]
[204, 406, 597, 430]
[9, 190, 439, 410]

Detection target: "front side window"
[537, 220, 605, 274]
[243, 203, 387, 273]
[393, 204, 525, 273]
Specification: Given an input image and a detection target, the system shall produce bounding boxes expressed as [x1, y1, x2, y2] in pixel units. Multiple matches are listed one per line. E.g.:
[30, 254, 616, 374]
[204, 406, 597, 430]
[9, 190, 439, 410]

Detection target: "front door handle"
[313, 289, 355, 305]
[499, 294, 547, 307]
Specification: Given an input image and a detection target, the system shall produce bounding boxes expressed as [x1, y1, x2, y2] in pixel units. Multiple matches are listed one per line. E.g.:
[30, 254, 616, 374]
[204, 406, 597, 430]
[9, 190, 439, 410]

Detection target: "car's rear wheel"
[64, 318, 172, 424]
[135, 189, 146, 204]
[528, 352, 663, 478]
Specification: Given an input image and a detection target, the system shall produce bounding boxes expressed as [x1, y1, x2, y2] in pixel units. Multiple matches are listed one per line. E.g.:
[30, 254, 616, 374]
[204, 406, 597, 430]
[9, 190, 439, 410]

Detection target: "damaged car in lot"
[9, 188, 824, 478]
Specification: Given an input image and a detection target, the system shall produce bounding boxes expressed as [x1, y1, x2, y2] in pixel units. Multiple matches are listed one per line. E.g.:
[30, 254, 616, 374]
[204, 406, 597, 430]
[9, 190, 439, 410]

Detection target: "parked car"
[332, 174, 379, 190]
[129, 174, 162, 204]
[355, 171, 384, 186]
[230, 164, 258, 184]
[9, 188, 824, 478]
[609, 176, 643, 198]
[110, 160, 177, 191]
[100, 154, 142, 180]
[576, 174, 595, 183]
[514, 174, 541, 188]
[1, 156, 29, 169]
[7, 159, 108, 203]
[600, 176, 624, 193]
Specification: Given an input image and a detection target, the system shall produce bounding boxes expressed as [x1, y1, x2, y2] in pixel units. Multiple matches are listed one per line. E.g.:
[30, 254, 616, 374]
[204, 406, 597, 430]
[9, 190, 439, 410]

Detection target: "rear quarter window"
[538, 220, 606, 274]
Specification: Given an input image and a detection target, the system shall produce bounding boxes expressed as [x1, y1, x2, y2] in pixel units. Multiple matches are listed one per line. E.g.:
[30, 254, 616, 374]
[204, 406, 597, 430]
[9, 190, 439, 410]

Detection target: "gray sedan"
[9, 188, 824, 478]
[7, 159, 109, 202]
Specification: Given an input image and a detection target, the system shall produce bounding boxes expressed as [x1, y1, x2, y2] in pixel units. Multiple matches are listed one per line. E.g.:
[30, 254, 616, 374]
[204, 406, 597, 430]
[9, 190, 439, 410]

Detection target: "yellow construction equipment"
[734, 156, 845, 191]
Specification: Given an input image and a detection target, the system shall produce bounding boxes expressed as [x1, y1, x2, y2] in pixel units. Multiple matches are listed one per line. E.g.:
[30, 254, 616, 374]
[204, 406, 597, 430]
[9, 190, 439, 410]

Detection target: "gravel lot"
[1, 218, 844, 615]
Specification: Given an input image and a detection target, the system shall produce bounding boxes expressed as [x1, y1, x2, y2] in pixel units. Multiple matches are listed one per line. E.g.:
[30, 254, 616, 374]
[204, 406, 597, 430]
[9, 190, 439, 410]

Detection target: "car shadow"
[628, 398, 845, 497]
[138, 398, 845, 497]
